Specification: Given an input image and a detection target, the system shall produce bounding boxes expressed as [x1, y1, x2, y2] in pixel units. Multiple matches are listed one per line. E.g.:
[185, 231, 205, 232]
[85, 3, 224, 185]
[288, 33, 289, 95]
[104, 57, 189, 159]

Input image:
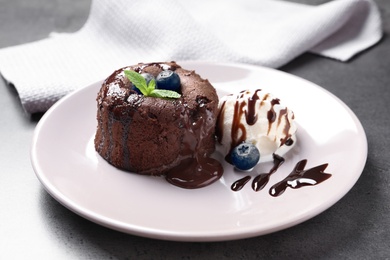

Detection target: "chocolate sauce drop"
[252, 154, 285, 191]
[231, 175, 251, 191]
[269, 160, 332, 197]
[284, 138, 294, 146]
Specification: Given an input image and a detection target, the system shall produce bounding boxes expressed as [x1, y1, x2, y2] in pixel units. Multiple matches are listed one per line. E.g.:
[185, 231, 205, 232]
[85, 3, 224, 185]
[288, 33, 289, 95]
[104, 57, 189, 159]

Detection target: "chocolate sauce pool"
[166, 158, 223, 189]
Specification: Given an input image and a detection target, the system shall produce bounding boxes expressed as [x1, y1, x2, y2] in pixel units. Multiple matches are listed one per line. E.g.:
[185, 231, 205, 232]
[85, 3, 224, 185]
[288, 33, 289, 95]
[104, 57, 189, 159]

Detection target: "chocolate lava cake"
[94, 62, 221, 184]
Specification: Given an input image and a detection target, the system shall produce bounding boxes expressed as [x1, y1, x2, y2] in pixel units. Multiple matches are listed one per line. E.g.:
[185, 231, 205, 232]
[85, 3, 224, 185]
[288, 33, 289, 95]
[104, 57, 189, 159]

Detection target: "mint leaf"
[147, 78, 156, 93]
[124, 69, 181, 99]
[150, 89, 181, 99]
[124, 70, 149, 95]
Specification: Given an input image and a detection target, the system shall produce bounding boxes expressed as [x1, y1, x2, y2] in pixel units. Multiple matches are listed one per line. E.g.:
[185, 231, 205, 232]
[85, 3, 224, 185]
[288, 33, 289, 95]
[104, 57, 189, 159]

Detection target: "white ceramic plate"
[31, 61, 367, 242]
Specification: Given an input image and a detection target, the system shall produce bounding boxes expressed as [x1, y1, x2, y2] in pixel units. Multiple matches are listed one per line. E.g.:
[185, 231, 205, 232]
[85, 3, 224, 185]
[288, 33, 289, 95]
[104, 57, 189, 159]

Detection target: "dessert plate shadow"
[31, 61, 367, 242]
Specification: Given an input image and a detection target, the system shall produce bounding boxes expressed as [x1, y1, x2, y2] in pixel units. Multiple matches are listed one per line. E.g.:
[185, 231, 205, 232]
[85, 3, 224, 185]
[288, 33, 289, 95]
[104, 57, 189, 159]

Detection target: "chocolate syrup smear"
[269, 160, 331, 197]
[231, 155, 332, 197]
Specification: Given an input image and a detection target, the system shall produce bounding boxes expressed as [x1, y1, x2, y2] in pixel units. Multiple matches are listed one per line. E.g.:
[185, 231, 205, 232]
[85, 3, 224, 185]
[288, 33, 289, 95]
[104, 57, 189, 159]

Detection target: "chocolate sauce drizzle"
[245, 89, 261, 125]
[231, 155, 332, 197]
[267, 98, 280, 134]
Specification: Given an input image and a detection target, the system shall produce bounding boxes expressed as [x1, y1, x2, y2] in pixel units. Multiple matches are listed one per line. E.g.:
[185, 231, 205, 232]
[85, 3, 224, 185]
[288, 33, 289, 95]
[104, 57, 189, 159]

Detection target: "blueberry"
[156, 70, 180, 92]
[131, 83, 142, 94]
[131, 73, 155, 94]
[231, 142, 260, 171]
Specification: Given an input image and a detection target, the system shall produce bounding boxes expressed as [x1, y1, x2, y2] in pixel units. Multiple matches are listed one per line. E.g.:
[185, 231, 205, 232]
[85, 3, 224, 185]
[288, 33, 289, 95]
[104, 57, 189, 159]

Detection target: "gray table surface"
[1, 0, 389, 259]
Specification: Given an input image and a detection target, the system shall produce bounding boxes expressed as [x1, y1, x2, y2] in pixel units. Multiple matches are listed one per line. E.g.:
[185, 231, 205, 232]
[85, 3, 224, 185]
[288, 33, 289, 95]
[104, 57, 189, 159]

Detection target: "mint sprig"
[124, 70, 181, 99]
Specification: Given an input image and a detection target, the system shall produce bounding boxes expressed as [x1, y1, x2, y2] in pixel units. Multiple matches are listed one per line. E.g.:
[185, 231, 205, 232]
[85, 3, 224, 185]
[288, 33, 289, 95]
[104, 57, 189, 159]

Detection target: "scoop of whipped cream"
[216, 89, 297, 162]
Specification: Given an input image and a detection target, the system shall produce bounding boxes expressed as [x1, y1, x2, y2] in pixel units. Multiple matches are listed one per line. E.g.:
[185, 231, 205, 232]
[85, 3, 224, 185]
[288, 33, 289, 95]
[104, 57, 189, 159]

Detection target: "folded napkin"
[0, 0, 382, 113]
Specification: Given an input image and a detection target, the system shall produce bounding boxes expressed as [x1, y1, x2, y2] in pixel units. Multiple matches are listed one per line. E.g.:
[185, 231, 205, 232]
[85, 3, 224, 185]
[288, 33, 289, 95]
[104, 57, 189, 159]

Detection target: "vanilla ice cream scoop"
[216, 89, 297, 162]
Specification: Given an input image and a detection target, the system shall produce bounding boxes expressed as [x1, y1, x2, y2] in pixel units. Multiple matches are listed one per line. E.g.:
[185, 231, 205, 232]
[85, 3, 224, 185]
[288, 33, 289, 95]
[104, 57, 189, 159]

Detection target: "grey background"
[1, 0, 389, 259]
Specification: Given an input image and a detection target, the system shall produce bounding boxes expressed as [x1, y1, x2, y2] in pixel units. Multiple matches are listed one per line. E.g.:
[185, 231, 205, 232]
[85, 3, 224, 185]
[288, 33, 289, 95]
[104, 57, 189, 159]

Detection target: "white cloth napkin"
[0, 0, 382, 113]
